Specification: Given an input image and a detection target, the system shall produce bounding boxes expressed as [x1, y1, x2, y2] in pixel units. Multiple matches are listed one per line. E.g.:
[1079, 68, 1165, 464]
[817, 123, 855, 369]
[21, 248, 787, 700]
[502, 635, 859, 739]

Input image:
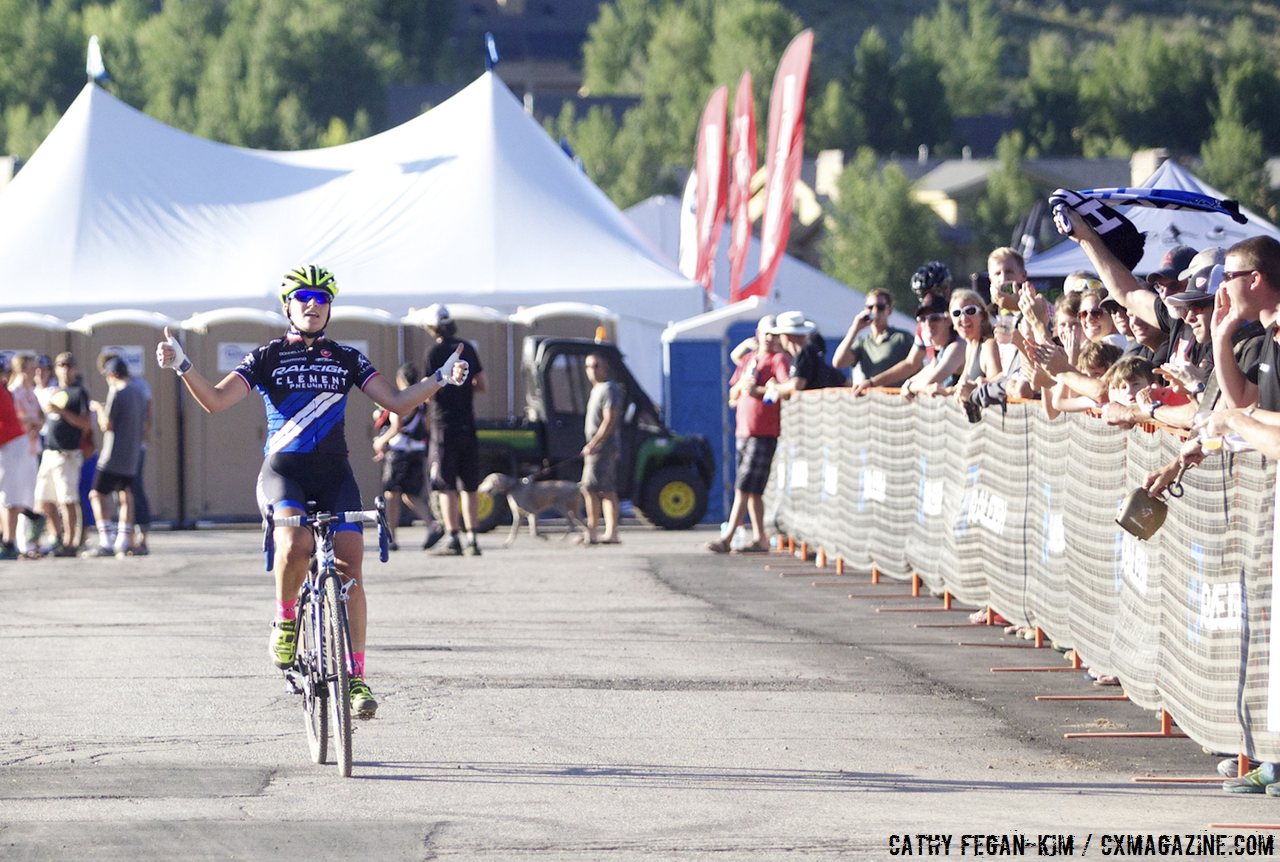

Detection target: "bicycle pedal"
[282, 671, 303, 695]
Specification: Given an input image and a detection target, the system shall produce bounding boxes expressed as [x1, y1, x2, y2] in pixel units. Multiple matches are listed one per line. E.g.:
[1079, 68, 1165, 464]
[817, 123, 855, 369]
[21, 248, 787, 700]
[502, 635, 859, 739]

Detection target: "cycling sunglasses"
[289, 289, 332, 305]
[950, 305, 982, 318]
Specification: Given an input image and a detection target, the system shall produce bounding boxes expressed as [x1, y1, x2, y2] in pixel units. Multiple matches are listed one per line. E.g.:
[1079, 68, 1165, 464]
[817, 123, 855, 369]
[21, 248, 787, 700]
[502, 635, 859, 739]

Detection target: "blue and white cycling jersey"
[234, 333, 379, 456]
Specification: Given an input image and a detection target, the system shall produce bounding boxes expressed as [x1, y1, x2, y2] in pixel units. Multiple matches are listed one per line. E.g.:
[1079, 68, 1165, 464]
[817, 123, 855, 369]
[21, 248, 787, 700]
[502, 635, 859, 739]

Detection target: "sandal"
[705, 537, 731, 553]
[736, 540, 769, 553]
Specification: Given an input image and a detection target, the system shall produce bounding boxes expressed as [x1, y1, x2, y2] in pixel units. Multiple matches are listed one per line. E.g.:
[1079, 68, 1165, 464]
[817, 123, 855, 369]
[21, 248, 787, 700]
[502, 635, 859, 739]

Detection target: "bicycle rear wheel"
[299, 592, 328, 764]
[323, 574, 353, 777]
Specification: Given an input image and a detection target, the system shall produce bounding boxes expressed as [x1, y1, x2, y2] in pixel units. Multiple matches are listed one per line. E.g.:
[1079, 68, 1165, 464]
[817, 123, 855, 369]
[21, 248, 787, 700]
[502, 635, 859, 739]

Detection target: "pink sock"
[350, 652, 365, 678]
[276, 599, 297, 621]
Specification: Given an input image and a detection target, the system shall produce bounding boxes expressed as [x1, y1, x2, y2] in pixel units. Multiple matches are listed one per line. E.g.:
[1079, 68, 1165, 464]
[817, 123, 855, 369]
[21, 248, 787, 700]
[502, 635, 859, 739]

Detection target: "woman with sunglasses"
[946, 290, 1002, 407]
[155, 264, 469, 720]
[899, 293, 964, 398]
[1077, 288, 1128, 350]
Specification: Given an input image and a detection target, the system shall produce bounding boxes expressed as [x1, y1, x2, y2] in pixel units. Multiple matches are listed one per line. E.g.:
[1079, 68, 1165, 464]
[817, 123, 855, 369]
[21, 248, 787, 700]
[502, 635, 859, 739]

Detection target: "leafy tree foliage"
[1200, 118, 1275, 219]
[821, 148, 945, 310]
[971, 131, 1037, 253]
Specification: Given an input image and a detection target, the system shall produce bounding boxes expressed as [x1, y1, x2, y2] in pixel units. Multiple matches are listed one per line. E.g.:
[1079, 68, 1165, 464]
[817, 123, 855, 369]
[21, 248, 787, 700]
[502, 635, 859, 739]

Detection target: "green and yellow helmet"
[280, 265, 338, 303]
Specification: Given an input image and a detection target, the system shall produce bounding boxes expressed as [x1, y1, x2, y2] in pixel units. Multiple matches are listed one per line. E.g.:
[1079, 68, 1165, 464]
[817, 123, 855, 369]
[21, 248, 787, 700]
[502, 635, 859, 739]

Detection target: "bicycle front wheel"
[323, 574, 353, 777]
[299, 593, 328, 765]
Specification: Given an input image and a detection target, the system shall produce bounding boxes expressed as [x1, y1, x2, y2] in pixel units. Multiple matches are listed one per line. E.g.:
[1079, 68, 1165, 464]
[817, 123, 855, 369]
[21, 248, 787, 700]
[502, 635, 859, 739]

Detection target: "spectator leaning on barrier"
[1078, 288, 1129, 350]
[852, 260, 954, 393]
[707, 315, 790, 555]
[900, 292, 963, 398]
[1170, 235, 1280, 795]
[773, 311, 842, 396]
[948, 289, 1002, 405]
[1146, 244, 1199, 317]
[986, 247, 1028, 314]
[832, 289, 912, 384]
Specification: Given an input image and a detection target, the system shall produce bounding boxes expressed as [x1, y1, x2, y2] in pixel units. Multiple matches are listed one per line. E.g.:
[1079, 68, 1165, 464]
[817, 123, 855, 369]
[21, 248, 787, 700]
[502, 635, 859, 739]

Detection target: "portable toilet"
[67, 309, 181, 525]
[327, 306, 402, 503]
[402, 304, 511, 420]
[510, 303, 618, 418]
[179, 308, 287, 523]
[0, 313, 70, 368]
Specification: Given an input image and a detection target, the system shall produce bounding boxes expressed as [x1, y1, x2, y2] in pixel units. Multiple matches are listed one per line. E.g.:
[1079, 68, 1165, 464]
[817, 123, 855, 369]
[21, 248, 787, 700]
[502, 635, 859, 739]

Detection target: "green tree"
[581, 0, 657, 95]
[891, 46, 951, 153]
[1200, 118, 1273, 218]
[971, 131, 1037, 253]
[1077, 21, 1214, 154]
[848, 27, 898, 154]
[903, 0, 1007, 116]
[1018, 33, 1080, 156]
[136, 2, 224, 131]
[821, 148, 945, 310]
[1215, 59, 1280, 154]
[807, 78, 856, 152]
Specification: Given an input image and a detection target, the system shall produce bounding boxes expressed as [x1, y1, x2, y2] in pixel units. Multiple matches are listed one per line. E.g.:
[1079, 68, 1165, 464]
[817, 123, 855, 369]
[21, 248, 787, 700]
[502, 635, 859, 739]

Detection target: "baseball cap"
[421, 303, 452, 328]
[1166, 264, 1224, 306]
[915, 292, 949, 319]
[1146, 245, 1198, 284]
[1176, 246, 1225, 282]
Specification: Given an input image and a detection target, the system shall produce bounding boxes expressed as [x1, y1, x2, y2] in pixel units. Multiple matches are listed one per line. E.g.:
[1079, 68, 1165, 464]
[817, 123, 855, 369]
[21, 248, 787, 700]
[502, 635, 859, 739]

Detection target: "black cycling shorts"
[256, 452, 364, 533]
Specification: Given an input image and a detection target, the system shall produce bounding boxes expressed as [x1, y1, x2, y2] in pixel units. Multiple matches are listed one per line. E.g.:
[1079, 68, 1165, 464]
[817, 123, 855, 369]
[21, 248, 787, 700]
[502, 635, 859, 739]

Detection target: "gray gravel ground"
[2, 523, 1275, 860]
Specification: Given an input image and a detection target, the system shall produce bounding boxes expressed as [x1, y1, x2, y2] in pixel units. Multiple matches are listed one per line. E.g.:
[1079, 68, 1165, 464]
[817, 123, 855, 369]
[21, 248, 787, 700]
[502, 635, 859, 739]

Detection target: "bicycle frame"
[263, 499, 389, 775]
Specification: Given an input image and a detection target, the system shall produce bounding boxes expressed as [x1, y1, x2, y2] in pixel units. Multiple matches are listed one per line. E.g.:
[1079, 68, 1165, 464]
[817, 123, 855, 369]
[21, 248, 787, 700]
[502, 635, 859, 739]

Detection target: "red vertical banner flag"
[726, 70, 757, 303]
[736, 29, 813, 303]
[693, 85, 729, 294]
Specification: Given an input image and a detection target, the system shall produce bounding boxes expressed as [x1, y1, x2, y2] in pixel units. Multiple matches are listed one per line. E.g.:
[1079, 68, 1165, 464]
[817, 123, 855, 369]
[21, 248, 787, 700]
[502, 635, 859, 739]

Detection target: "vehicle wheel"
[473, 489, 510, 534]
[429, 488, 510, 533]
[636, 466, 708, 530]
[323, 576, 353, 778]
[300, 595, 327, 765]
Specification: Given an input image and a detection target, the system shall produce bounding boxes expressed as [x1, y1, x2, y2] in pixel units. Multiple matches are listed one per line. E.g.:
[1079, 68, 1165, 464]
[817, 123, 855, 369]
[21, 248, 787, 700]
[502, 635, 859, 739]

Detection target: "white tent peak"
[0, 71, 703, 399]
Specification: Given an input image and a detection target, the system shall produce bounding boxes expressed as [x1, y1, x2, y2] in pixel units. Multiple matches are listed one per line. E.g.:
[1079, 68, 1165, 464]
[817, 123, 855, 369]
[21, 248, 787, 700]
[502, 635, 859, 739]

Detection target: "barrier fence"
[766, 389, 1280, 761]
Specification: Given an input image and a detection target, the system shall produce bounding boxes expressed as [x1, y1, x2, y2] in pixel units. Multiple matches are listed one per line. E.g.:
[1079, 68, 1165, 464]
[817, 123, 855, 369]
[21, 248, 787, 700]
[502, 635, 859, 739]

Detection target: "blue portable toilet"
[661, 297, 781, 524]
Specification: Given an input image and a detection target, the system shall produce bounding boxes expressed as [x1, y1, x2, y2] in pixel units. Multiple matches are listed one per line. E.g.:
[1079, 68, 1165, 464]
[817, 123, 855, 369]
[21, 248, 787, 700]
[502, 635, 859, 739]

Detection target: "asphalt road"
[2, 523, 1276, 860]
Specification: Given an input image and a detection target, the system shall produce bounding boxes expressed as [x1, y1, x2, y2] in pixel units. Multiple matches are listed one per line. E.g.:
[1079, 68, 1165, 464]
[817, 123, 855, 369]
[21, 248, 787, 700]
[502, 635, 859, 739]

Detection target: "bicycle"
[264, 499, 389, 778]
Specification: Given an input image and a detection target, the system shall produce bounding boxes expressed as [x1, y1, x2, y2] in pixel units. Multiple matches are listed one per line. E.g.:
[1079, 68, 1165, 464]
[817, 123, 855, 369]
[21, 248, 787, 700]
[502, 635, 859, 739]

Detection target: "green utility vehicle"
[472, 337, 713, 531]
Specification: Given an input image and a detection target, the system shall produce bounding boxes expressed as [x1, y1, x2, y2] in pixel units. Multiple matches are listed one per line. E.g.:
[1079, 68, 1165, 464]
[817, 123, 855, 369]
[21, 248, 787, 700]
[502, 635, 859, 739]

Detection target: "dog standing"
[477, 472, 588, 546]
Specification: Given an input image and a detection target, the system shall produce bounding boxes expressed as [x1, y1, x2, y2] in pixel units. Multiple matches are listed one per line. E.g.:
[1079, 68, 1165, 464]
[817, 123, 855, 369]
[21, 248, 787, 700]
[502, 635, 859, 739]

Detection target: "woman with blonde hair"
[946, 290, 1002, 407]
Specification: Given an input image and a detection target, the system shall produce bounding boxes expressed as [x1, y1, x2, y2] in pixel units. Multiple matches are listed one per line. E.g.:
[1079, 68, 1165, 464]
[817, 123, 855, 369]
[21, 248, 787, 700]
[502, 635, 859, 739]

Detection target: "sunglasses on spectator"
[1222, 269, 1256, 283]
[922, 313, 948, 324]
[289, 289, 331, 305]
[950, 305, 982, 318]
[865, 302, 887, 311]
[1078, 308, 1107, 319]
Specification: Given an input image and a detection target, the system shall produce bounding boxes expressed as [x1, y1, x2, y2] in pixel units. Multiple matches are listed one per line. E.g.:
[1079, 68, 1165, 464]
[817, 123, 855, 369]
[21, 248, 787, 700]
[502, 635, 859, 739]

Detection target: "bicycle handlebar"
[263, 500, 391, 571]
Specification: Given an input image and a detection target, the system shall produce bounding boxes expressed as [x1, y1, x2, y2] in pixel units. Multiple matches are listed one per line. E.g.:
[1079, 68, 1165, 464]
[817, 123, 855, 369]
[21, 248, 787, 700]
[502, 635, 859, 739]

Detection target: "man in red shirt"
[708, 315, 791, 554]
[0, 373, 28, 560]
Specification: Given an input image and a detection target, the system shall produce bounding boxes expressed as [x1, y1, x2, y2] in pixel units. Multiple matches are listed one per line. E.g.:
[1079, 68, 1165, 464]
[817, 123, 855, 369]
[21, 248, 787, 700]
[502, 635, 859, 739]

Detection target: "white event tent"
[0, 72, 704, 398]
[1025, 160, 1280, 278]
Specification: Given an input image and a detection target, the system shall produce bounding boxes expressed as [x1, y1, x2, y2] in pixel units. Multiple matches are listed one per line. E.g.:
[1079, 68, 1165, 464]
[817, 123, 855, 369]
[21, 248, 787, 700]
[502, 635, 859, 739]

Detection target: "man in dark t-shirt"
[35, 352, 91, 555]
[422, 304, 488, 556]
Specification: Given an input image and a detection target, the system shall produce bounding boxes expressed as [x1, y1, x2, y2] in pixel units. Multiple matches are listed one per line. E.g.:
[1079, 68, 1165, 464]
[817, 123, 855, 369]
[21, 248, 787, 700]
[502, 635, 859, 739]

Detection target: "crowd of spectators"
[718, 195, 1280, 791]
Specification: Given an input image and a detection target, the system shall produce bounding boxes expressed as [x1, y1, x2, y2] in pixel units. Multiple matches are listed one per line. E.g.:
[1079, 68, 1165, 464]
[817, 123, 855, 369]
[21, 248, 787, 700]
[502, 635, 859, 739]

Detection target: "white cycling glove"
[157, 327, 192, 375]
[432, 346, 468, 387]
